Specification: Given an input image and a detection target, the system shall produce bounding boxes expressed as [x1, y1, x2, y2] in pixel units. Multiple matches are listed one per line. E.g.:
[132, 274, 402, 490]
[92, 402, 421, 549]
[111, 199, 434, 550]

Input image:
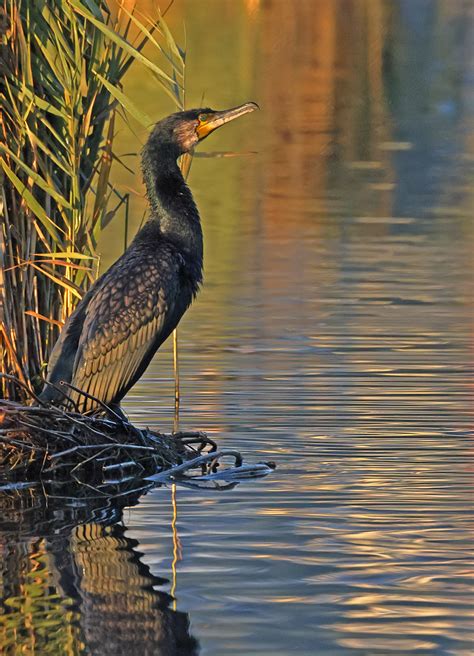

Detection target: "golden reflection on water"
[3, 1, 474, 655]
[0, 489, 198, 656]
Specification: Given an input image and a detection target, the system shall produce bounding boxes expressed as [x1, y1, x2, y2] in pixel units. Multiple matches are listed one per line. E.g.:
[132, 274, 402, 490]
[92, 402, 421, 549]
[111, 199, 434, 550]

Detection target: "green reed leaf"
[0, 145, 72, 209]
[93, 72, 153, 128]
[1, 159, 64, 244]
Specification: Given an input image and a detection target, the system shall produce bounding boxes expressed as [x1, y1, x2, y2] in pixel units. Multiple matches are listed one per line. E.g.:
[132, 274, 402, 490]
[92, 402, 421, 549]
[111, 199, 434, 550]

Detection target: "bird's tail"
[37, 379, 69, 407]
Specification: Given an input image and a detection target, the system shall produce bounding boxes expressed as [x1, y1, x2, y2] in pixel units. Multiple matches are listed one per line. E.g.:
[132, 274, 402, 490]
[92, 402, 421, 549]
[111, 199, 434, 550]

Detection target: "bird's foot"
[108, 404, 130, 428]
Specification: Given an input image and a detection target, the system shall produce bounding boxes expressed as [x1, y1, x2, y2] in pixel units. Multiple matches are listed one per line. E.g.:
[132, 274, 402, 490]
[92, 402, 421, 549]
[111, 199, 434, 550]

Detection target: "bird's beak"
[197, 102, 259, 140]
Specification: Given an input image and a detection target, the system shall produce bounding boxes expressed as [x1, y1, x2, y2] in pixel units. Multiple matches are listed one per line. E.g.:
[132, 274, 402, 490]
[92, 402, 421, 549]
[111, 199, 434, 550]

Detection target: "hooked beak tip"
[216, 101, 260, 125]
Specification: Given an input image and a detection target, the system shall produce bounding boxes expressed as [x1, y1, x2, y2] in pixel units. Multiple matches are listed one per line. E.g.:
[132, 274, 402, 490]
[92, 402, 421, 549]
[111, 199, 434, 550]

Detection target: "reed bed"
[0, 0, 185, 401]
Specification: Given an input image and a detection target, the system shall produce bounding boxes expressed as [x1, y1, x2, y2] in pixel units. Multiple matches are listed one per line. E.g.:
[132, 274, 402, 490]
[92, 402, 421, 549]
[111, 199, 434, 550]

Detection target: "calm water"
[1, 1, 474, 654]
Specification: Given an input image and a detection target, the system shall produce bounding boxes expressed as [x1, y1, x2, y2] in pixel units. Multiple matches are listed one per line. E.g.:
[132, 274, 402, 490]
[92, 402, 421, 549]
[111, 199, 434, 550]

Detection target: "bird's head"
[148, 102, 259, 157]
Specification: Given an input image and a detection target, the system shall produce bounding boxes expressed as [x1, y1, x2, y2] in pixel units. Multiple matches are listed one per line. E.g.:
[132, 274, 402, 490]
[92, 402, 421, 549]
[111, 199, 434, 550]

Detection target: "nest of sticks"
[0, 376, 274, 489]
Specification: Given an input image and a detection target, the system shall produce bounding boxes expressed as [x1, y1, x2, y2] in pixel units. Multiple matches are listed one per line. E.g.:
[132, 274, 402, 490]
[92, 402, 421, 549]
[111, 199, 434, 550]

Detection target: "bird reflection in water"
[0, 483, 199, 655]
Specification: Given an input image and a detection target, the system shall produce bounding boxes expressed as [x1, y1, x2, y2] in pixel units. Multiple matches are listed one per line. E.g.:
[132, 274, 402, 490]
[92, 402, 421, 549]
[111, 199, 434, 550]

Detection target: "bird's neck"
[141, 145, 203, 266]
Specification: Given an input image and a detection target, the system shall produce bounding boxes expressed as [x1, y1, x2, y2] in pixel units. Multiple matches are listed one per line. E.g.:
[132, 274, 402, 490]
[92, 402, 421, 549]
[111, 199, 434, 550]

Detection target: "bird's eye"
[198, 113, 208, 122]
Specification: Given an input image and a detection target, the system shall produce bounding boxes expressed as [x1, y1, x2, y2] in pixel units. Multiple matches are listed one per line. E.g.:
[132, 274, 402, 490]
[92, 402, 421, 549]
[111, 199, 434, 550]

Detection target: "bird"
[39, 102, 258, 415]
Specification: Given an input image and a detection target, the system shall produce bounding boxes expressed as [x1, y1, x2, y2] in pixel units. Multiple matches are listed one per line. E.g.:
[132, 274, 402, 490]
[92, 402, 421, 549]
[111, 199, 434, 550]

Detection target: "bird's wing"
[46, 288, 93, 380]
[69, 248, 182, 412]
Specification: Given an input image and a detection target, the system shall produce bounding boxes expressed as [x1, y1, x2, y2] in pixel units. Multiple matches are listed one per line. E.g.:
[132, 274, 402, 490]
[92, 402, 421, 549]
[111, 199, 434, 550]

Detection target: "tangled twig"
[0, 375, 275, 487]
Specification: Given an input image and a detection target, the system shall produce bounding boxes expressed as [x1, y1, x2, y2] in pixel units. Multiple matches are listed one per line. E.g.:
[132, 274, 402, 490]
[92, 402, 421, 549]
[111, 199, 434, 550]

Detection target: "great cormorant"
[39, 102, 258, 414]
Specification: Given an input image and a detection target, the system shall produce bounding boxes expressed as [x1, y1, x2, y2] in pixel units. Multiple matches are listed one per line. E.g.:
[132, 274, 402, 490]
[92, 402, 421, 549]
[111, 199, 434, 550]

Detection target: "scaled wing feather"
[68, 249, 180, 412]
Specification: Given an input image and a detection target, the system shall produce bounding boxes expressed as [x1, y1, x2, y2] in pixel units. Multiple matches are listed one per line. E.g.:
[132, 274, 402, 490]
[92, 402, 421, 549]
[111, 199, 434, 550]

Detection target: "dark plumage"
[40, 102, 258, 413]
